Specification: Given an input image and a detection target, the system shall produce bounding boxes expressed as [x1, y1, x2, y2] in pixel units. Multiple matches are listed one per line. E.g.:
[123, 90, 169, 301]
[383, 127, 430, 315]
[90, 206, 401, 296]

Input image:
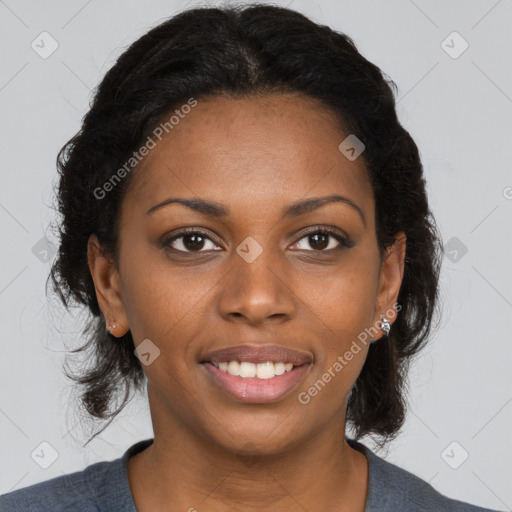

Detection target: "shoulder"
[0, 460, 109, 512]
[0, 439, 153, 512]
[348, 439, 501, 512]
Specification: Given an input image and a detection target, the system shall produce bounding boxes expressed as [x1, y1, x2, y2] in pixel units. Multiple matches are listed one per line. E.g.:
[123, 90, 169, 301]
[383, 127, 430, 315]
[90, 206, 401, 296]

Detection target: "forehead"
[123, 93, 374, 220]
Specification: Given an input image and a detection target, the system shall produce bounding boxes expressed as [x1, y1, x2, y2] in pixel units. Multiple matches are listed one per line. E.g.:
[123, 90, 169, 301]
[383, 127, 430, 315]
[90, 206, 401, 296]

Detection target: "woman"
[0, 4, 500, 511]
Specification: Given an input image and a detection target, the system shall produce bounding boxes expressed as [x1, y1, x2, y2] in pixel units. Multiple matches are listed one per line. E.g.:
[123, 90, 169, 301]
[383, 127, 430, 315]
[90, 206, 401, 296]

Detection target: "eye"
[163, 226, 354, 254]
[163, 229, 222, 253]
[290, 227, 354, 252]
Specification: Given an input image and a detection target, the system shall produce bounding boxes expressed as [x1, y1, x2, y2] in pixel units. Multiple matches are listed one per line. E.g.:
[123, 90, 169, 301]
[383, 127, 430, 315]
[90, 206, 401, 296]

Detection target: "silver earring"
[107, 321, 117, 333]
[380, 316, 390, 335]
[370, 316, 391, 344]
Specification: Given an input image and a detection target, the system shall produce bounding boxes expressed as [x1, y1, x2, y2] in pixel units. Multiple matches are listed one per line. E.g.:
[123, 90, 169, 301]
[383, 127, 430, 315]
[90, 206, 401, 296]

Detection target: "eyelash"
[162, 226, 355, 253]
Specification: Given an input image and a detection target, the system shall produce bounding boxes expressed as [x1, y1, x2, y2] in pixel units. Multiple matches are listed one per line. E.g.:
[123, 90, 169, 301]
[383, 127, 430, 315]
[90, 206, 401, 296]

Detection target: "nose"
[217, 244, 296, 326]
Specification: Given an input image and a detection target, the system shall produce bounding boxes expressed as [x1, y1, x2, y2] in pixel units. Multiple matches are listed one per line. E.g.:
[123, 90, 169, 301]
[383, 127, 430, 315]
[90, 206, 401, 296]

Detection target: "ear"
[373, 231, 406, 340]
[87, 234, 129, 337]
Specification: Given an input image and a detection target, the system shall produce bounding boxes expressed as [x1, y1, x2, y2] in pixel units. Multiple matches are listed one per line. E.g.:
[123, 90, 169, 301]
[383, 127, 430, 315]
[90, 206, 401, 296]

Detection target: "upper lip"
[201, 344, 313, 366]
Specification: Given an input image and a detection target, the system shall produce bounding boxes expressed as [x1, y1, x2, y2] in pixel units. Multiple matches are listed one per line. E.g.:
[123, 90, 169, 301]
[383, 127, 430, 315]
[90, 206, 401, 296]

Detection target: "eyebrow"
[146, 194, 366, 227]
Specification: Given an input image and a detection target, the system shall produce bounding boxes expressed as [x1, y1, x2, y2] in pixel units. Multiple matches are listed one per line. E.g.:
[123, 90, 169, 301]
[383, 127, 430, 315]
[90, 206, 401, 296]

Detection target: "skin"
[88, 92, 406, 512]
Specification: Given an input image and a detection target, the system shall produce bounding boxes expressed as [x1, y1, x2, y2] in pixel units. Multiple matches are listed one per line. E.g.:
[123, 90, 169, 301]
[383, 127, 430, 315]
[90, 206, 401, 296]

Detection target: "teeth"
[240, 361, 256, 378]
[213, 361, 297, 379]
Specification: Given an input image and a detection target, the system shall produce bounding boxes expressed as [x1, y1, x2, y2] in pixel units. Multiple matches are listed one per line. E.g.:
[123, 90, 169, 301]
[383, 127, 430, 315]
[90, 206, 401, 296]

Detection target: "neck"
[127, 398, 368, 511]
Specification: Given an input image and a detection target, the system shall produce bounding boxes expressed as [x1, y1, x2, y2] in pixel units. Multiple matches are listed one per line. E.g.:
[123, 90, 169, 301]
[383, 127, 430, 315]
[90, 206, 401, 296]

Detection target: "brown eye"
[290, 228, 354, 252]
[307, 232, 330, 250]
[164, 230, 222, 253]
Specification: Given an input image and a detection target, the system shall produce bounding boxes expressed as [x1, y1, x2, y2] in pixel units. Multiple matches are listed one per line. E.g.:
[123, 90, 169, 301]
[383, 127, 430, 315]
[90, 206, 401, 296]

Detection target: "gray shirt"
[0, 438, 501, 511]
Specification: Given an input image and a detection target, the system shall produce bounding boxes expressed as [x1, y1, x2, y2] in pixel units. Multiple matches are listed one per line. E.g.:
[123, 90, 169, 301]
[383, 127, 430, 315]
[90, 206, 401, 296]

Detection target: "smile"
[212, 360, 297, 379]
[201, 361, 311, 403]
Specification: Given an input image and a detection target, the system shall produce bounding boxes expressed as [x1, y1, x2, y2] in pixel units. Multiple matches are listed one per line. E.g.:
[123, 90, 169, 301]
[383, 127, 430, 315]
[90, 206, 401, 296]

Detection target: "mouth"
[201, 361, 311, 404]
[203, 360, 304, 379]
[199, 344, 313, 404]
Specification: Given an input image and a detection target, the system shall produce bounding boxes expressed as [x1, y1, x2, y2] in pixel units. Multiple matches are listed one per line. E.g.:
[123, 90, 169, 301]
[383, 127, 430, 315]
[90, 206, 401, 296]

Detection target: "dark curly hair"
[48, 3, 442, 448]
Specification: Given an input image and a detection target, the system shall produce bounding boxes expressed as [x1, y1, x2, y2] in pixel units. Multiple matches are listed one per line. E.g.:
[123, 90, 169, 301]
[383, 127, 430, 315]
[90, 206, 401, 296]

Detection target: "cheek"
[299, 271, 374, 414]
[297, 254, 379, 384]
[118, 243, 209, 344]
[302, 254, 379, 330]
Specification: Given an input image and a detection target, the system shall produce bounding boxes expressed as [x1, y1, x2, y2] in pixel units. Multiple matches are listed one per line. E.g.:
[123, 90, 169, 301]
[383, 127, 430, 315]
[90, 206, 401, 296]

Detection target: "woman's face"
[89, 93, 405, 455]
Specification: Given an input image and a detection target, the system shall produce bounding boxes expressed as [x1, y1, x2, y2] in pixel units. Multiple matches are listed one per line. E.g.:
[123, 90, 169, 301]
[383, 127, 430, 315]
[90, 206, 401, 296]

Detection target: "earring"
[370, 316, 391, 344]
[380, 316, 391, 335]
[107, 321, 117, 333]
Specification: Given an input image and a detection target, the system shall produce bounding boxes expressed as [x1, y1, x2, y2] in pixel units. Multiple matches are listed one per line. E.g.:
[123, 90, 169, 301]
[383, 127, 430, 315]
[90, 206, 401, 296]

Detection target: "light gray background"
[1, 0, 511, 509]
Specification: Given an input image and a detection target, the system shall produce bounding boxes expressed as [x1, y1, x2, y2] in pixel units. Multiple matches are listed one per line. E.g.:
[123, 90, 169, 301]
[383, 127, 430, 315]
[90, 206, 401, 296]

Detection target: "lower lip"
[202, 362, 311, 404]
